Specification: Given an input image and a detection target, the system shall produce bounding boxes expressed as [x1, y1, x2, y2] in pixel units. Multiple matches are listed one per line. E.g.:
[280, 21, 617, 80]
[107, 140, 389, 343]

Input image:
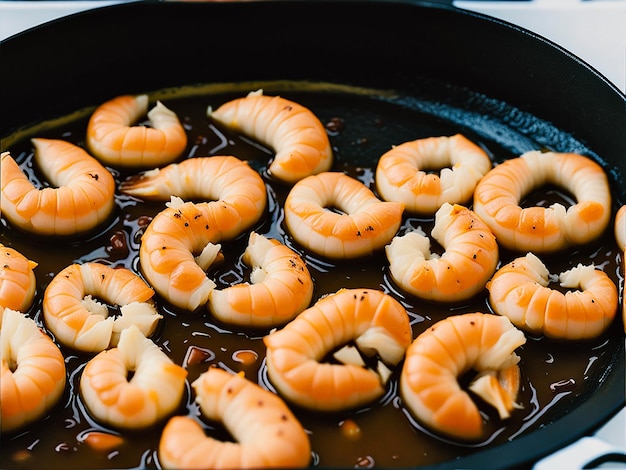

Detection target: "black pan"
[1, 1, 624, 469]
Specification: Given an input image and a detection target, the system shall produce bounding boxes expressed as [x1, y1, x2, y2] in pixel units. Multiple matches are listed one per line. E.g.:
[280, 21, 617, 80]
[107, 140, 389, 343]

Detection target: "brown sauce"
[1, 85, 624, 469]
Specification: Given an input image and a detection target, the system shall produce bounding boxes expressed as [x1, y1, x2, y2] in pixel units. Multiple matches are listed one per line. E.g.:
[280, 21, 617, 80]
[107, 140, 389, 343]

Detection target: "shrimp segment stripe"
[284, 171, 404, 259]
[264, 288, 412, 412]
[86, 94, 187, 168]
[385, 202, 499, 303]
[473, 150, 611, 253]
[375, 133, 492, 214]
[209, 91, 333, 183]
[487, 252, 619, 340]
[1, 139, 116, 236]
[79, 325, 187, 430]
[400, 312, 526, 441]
[158, 368, 311, 469]
[0, 244, 38, 312]
[42, 262, 161, 353]
[1, 309, 67, 433]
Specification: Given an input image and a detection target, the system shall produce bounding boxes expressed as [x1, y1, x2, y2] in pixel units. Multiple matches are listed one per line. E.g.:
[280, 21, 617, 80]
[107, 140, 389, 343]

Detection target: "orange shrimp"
[284, 171, 404, 259]
[86, 94, 187, 168]
[159, 367, 311, 469]
[486, 252, 618, 340]
[1, 139, 116, 236]
[208, 232, 313, 328]
[616, 205, 626, 251]
[43, 262, 161, 353]
[1, 308, 66, 433]
[120, 155, 267, 225]
[0, 244, 38, 314]
[375, 134, 492, 215]
[208, 90, 332, 183]
[264, 288, 412, 412]
[400, 312, 526, 441]
[385, 202, 499, 302]
[139, 202, 255, 312]
[616, 205, 626, 331]
[473, 150, 611, 253]
[80, 325, 187, 430]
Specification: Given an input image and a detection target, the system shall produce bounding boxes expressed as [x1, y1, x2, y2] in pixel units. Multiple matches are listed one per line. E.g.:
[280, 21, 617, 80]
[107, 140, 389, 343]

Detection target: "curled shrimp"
[284, 171, 404, 259]
[208, 90, 332, 183]
[43, 262, 161, 353]
[139, 197, 253, 312]
[264, 288, 412, 412]
[1, 308, 67, 433]
[86, 94, 187, 168]
[486, 252, 618, 340]
[616, 205, 626, 251]
[120, 155, 267, 230]
[159, 367, 311, 469]
[0, 244, 38, 314]
[385, 202, 499, 302]
[400, 312, 526, 441]
[208, 232, 314, 328]
[375, 134, 492, 215]
[80, 325, 187, 430]
[1, 139, 116, 236]
[616, 205, 626, 331]
[473, 150, 611, 253]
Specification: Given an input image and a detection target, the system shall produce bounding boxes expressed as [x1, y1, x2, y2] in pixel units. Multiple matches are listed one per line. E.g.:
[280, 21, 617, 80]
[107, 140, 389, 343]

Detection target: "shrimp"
[159, 367, 311, 469]
[284, 171, 404, 259]
[375, 134, 492, 215]
[0, 244, 38, 314]
[400, 312, 526, 441]
[120, 155, 267, 230]
[208, 90, 332, 184]
[208, 232, 314, 328]
[616, 205, 626, 331]
[616, 205, 626, 250]
[385, 202, 499, 302]
[1, 139, 116, 236]
[139, 199, 245, 312]
[264, 288, 412, 412]
[486, 252, 618, 340]
[80, 325, 187, 430]
[43, 262, 161, 353]
[1, 308, 66, 433]
[86, 94, 187, 168]
[473, 150, 611, 253]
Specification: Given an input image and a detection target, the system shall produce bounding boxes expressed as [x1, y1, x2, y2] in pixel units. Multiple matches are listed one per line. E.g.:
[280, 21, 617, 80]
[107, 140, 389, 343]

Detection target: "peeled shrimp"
[486, 252, 618, 340]
[616, 205, 626, 331]
[139, 200, 243, 311]
[616, 205, 626, 250]
[43, 262, 161, 353]
[284, 171, 404, 259]
[264, 288, 412, 412]
[120, 155, 267, 230]
[86, 94, 187, 168]
[375, 134, 492, 215]
[473, 150, 611, 253]
[386, 202, 499, 302]
[0, 244, 37, 314]
[208, 232, 313, 328]
[80, 325, 187, 430]
[159, 367, 311, 469]
[1, 140, 116, 236]
[208, 90, 332, 183]
[1, 308, 66, 433]
[400, 312, 526, 441]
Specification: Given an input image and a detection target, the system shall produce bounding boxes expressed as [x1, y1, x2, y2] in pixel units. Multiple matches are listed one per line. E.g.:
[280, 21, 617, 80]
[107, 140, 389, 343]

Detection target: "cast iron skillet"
[1, 1, 624, 469]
